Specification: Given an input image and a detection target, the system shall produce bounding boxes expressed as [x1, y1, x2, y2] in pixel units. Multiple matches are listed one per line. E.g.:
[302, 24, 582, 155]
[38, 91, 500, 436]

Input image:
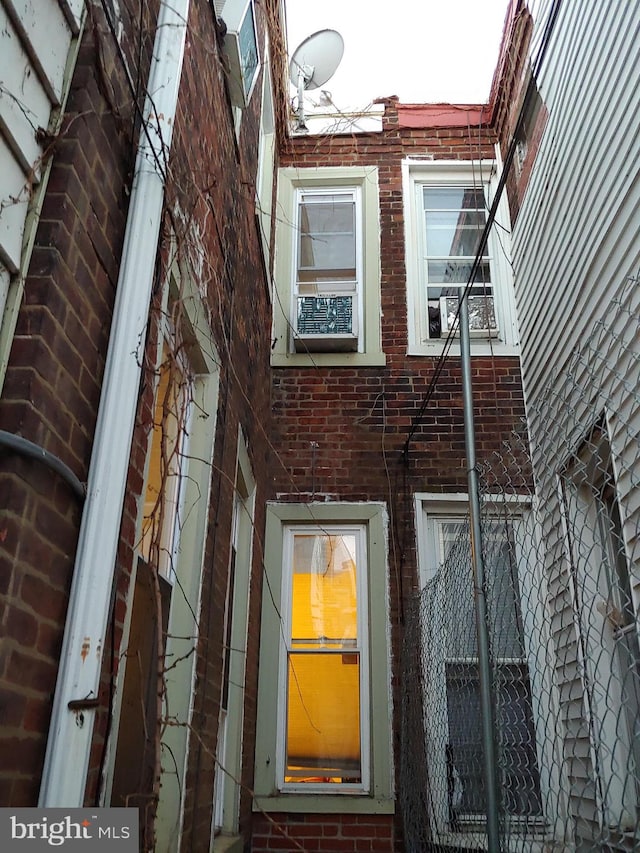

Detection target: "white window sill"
[212, 834, 243, 853]
[271, 351, 387, 368]
[407, 341, 520, 358]
[252, 794, 395, 814]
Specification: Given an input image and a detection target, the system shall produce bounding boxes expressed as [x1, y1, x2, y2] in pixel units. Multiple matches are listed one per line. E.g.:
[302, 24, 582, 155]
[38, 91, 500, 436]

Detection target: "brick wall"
[252, 813, 395, 853]
[0, 4, 275, 848]
[0, 0, 158, 806]
[273, 106, 523, 522]
[267, 104, 527, 851]
[168, 3, 275, 847]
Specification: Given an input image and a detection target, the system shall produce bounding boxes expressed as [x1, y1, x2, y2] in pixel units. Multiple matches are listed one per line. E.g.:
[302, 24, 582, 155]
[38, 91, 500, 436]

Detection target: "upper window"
[421, 186, 495, 338]
[508, 74, 547, 224]
[214, 0, 260, 108]
[256, 48, 276, 276]
[253, 502, 393, 812]
[272, 167, 384, 367]
[294, 188, 361, 353]
[404, 160, 518, 356]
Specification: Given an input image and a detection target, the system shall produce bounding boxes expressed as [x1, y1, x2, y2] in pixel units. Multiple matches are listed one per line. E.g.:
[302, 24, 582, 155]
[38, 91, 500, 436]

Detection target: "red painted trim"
[397, 103, 488, 128]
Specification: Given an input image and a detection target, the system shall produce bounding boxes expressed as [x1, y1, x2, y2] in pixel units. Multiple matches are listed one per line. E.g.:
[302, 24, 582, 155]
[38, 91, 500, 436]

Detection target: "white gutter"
[39, 0, 191, 806]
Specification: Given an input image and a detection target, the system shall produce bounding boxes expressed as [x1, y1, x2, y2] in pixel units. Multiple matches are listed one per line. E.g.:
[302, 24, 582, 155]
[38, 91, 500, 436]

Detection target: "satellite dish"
[289, 29, 344, 130]
[290, 29, 344, 91]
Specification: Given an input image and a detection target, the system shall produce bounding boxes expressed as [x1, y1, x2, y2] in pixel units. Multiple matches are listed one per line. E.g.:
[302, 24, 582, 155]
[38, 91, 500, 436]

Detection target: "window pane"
[291, 534, 358, 646]
[426, 260, 491, 285]
[422, 185, 492, 339]
[424, 210, 487, 258]
[436, 287, 496, 335]
[238, 1, 258, 98]
[141, 345, 187, 576]
[439, 519, 525, 659]
[484, 521, 526, 659]
[446, 663, 542, 816]
[286, 651, 361, 782]
[423, 186, 485, 211]
[297, 198, 356, 282]
[285, 531, 362, 785]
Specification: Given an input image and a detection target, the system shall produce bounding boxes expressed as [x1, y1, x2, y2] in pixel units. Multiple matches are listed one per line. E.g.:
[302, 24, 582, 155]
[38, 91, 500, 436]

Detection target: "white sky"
[285, 0, 511, 111]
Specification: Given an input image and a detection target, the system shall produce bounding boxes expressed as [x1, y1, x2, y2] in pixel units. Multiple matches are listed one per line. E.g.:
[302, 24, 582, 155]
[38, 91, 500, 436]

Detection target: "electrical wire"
[401, 0, 562, 459]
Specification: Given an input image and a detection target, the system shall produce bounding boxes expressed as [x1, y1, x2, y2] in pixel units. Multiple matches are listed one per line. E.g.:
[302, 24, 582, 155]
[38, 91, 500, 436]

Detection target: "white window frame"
[213, 0, 261, 108]
[403, 159, 519, 356]
[256, 41, 276, 279]
[253, 502, 393, 814]
[272, 166, 384, 368]
[276, 524, 370, 793]
[142, 322, 193, 586]
[292, 187, 363, 353]
[106, 264, 221, 852]
[415, 493, 562, 843]
[212, 432, 256, 843]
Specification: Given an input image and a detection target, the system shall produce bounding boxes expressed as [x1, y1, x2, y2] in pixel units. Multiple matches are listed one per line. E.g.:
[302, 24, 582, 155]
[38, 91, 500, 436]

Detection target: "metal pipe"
[459, 295, 501, 851]
[39, 0, 191, 807]
[0, 430, 85, 501]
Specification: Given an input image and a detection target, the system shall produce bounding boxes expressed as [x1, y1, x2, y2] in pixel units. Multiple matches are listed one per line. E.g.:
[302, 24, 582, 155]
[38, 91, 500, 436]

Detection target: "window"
[253, 503, 393, 812]
[294, 189, 360, 352]
[111, 316, 196, 822]
[404, 160, 518, 355]
[108, 274, 220, 850]
[560, 420, 640, 829]
[508, 74, 548, 224]
[256, 48, 276, 276]
[272, 167, 384, 367]
[417, 496, 543, 837]
[280, 526, 368, 789]
[421, 186, 495, 338]
[140, 340, 192, 581]
[214, 0, 260, 108]
[213, 435, 255, 843]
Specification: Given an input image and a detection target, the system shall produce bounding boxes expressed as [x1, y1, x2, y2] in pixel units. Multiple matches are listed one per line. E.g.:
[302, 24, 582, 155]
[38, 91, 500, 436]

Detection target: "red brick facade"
[0, 2, 530, 851]
[0, 0, 159, 807]
[252, 813, 395, 852]
[0, 1, 276, 848]
[266, 102, 526, 851]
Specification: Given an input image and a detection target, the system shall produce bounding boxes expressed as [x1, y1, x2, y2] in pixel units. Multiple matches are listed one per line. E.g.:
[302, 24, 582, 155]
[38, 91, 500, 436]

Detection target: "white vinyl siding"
[510, 0, 640, 837]
[0, 0, 83, 383]
[512, 1, 640, 399]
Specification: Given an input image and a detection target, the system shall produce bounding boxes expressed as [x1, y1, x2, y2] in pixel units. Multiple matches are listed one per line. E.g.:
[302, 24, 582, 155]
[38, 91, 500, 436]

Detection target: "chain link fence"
[400, 275, 640, 851]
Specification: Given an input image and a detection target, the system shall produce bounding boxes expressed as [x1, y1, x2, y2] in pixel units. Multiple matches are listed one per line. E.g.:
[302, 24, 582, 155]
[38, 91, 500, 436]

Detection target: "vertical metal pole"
[459, 295, 501, 851]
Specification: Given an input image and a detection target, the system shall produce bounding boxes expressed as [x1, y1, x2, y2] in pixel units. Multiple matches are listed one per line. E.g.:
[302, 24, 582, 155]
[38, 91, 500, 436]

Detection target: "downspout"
[39, 0, 191, 807]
